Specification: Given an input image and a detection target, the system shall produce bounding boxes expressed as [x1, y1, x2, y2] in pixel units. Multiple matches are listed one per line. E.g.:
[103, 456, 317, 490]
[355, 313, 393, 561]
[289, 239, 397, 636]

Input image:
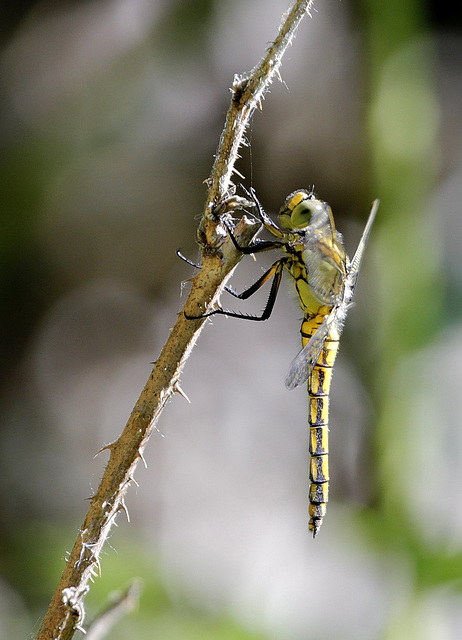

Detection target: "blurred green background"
[1, 1, 462, 638]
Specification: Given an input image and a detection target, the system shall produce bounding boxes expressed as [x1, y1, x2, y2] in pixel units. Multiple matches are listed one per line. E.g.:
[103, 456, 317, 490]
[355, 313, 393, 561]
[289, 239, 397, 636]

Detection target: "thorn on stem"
[119, 499, 130, 523]
[174, 384, 191, 403]
[137, 450, 147, 469]
[129, 474, 139, 488]
[94, 442, 115, 458]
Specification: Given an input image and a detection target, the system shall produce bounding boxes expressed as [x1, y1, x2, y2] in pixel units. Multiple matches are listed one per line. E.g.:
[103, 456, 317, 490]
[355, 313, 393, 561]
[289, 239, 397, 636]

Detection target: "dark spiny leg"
[184, 258, 286, 322]
[176, 249, 242, 297]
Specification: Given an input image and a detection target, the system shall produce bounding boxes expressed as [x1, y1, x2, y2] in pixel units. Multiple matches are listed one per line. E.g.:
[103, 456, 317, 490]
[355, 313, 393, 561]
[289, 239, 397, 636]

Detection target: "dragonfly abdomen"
[302, 315, 340, 537]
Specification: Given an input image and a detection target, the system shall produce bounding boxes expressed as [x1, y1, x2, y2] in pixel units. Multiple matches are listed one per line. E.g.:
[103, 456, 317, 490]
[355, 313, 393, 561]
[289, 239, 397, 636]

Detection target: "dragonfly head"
[278, 190, 330, 231]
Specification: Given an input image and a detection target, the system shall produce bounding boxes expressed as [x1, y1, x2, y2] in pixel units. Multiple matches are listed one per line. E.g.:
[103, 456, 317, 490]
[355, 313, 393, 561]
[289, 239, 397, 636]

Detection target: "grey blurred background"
[1, 1, 462, 639]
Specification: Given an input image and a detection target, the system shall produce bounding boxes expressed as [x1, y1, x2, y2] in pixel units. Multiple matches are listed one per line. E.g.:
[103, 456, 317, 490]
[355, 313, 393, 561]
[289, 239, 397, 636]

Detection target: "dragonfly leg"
[176, 249, 200, 269]
[239, 185, 286, 239]
[185, 257, 286, 321]
[177, 249, 244, 298]
[223, 218, 285, 255]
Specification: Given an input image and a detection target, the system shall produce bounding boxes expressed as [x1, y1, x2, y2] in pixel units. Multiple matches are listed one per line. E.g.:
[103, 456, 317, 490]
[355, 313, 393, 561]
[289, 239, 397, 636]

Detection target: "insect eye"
[290, 200, 324, 228]
[279, 191, 325, 230]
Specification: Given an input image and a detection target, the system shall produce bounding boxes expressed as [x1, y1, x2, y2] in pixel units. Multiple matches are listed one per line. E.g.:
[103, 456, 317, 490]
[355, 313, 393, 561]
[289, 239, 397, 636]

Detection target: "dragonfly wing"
[346, 198, 379, 295]
[304, 245, 346, 306]
[285, 318, 331, 390]
[303, 206, 347, 306]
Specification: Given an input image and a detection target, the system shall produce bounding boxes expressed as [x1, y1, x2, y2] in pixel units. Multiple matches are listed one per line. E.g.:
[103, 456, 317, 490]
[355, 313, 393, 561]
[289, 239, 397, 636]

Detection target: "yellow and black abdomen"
[301, 315, 340, 537]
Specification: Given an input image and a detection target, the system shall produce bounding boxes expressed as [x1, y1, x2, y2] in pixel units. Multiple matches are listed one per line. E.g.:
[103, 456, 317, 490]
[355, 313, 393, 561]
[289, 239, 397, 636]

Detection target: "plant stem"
[35, 2, 313, 638]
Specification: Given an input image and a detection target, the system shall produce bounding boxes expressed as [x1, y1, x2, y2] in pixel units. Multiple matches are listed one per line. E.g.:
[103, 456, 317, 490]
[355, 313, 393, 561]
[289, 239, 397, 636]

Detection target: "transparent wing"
[304, 204, 332, 238]
[285, 315, 333, 390]
[303, 208, 347, 307]
[303, 245, 346, 306]
[346, 198, 379, 296]
[285, 199, 379, 391]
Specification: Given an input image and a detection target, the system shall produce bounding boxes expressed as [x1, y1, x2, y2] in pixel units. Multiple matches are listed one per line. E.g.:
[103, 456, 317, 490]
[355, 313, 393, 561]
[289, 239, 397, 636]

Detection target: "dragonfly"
[182, 189, 378, 537]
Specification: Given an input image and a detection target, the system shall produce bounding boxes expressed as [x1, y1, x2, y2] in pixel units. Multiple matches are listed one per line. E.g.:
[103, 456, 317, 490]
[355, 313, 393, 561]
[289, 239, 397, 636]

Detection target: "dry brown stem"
[35, 2, 314, 638]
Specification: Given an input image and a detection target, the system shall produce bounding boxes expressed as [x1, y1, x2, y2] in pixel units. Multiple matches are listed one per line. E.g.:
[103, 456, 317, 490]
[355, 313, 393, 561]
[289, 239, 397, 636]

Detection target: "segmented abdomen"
[301, 315, 340, 538]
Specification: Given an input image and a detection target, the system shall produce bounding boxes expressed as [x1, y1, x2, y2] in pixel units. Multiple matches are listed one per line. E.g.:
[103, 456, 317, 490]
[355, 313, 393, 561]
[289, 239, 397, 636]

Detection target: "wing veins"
[285, 316, 334, 390]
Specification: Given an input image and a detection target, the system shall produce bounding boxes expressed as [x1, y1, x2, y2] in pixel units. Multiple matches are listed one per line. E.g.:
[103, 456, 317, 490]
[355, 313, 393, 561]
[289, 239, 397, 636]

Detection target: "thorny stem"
[35, 1, 314, 638]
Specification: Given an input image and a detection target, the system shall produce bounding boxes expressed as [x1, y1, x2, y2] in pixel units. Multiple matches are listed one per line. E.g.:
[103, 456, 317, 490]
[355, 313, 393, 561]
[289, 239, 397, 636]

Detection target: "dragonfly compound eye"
[279, 190, 325, 230]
